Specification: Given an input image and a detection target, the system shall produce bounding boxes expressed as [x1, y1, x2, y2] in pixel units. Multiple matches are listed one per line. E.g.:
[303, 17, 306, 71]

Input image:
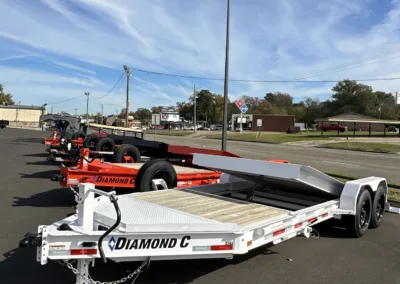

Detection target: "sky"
[1, 0, 400, 115]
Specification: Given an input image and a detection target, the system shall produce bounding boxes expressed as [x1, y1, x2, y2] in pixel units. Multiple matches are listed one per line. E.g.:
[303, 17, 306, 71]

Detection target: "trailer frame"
[20, 154, 392, 284]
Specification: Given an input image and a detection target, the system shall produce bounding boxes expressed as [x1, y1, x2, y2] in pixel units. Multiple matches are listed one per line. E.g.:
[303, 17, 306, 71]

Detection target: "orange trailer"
[52, 148, 222, 192]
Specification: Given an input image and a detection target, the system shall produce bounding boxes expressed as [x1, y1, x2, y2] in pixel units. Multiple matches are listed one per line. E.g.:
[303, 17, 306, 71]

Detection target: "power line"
[91, 71, 126, 99]
[47, 95, 85, 105]
[130, 67, 400, 83]
[46, 71, 126, 106]
[280, 48, 400, 81]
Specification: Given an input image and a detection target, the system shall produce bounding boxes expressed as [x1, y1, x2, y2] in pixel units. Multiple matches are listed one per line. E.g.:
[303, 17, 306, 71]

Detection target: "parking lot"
[0, 128, 399, 284]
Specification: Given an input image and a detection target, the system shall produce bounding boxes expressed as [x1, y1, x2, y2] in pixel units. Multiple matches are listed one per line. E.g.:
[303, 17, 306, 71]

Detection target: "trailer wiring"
[98, 194, 122, 264]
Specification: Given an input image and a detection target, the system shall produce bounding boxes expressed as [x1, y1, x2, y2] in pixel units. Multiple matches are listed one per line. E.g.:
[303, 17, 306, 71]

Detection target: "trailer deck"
[94, 189, 290, 233]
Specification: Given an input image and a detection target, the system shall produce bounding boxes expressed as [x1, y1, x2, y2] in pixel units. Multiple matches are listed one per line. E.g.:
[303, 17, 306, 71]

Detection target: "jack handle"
[97, 194, 121, 264]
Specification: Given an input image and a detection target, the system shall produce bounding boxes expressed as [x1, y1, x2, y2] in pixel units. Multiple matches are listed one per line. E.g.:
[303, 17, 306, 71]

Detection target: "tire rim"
[122, 150, 135, 163]
[101, 143, 112, 151]
[149, 170, 169, 191]
[359, 199, 371, 230]
[376, 193, 385, 221]
[88, 140, 96, 149]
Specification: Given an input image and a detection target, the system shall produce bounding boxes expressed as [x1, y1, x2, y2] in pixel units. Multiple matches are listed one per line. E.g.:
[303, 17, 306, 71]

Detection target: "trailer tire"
[344, 188, 372, 238]
[95, 137, 116, 152]
[135, 160, 177, 192]
[370, 185, 386, 229]
[71, 131, 86, 140]
[112, 144, 141, 163]
[84, 134, 99, 150]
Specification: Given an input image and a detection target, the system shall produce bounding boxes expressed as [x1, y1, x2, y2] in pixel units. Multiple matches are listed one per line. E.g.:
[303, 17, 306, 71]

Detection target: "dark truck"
[0, 119, 9, 129]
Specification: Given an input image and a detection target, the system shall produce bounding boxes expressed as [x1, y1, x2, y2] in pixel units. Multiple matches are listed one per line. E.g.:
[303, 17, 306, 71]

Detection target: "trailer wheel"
[95, 137, 116, 152]
[344, 188, 372, 238]
[71, 131, 86, 140]
[135, 160, 177, 192]
[370, 185, 386, 229]
[112, 144, 141, 163]
[84, 134, 99, 150]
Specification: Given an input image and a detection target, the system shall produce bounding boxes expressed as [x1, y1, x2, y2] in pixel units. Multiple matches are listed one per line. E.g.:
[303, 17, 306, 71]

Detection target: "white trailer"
[20, 154, 394, 284]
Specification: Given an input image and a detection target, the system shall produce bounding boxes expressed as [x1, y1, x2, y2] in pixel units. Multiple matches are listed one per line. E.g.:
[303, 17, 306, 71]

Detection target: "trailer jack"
[19, 232, 42, 248]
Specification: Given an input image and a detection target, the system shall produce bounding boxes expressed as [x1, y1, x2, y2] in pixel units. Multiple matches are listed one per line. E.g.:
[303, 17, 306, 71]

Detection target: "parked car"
[321, 124, 347, 132]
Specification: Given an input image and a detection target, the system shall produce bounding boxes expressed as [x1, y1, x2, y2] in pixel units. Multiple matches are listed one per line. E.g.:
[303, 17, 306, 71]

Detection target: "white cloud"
[1, 0, 400, 114]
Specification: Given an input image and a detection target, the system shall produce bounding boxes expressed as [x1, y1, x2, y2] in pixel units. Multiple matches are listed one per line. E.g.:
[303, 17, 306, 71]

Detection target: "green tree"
[135, 108, 151, 122]
[0, 84, 15, 105]
[151, 106, 163, 114]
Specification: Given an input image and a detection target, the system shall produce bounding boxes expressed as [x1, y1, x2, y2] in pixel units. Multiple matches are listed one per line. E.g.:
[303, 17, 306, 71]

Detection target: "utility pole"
[193, 84, 196, 133]
[84, 92, 90, 125]
[123, 65, 130, 128]
[221, 0, 230, 151]
[101, 104, 104, 125]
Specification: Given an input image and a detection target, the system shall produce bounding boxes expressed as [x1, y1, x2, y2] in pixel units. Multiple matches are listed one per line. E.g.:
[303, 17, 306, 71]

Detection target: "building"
[231, 114, 295, 132]
[152, 106, 184, 129]
[315, 112, 400, 134]
[0, 104, 46, 128]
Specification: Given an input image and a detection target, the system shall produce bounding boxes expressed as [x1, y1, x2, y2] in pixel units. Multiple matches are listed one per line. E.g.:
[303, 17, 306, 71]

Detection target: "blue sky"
[1, 0, 400, 115]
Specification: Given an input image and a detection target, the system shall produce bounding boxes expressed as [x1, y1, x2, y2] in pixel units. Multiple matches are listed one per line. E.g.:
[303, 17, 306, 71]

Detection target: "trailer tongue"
[20, 154, 391, 284]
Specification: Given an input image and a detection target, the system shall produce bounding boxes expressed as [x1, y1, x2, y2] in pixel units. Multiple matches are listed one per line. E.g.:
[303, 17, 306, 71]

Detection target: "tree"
[0, 84, 15, 105]
[264, 92, 293, 113]
[194, 89, 214, 122]
[212, 93, 224, 123]
[134, 108, 151, 122]
[151, 106, 163, 114]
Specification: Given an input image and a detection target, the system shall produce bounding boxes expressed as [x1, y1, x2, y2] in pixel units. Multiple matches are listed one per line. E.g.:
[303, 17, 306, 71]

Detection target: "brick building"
[231, 114, 295, 132]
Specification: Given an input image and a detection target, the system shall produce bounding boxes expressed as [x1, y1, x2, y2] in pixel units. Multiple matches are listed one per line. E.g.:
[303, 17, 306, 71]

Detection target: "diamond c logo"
[108, 236, 116, 251]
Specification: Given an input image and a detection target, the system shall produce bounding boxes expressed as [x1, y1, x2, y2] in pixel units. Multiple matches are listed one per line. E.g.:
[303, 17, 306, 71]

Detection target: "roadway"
[146, 134, 400, 183]
[0, 128, 399, 284]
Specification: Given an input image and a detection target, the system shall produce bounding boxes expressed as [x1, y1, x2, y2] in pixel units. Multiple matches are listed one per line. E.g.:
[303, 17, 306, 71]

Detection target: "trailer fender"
[339, 177, 387, 214]
[112, 144, 141, 163]
[135, 160, 178, 192]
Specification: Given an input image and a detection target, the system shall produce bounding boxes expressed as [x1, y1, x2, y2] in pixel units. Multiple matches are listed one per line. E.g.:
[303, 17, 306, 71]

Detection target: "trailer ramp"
[192, 154, 344, 199]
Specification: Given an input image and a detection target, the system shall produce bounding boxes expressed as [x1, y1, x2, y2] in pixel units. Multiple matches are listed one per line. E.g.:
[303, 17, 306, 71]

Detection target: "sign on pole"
[396, 92, 400, 105]
[235, 99, 244, 108]
[235, 99, 248, 113]
[257, 119, 262, 127]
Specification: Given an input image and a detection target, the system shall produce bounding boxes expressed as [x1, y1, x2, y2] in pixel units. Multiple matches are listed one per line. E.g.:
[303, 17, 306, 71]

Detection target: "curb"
[316, 145, 400, 155]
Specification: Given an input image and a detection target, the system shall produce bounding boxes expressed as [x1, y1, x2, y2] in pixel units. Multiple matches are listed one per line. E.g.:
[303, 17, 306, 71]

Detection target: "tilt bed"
[20, 154, 395, 284]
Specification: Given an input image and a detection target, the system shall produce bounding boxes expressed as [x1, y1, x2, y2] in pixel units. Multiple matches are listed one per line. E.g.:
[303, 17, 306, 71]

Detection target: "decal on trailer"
[94, 176, 135, 184]
[108, 236, 191, 251]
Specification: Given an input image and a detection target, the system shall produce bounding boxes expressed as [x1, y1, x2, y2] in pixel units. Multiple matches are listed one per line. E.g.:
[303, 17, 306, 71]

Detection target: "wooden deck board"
[131, 190, 289, 226]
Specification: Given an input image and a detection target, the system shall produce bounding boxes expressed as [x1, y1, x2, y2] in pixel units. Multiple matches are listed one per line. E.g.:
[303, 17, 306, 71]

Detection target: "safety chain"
[58, 257, 150, 284]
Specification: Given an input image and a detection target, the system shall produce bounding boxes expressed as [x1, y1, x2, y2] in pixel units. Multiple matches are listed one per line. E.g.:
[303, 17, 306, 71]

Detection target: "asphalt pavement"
[146, 134, 400, 183]
[0, 128, 399, 284]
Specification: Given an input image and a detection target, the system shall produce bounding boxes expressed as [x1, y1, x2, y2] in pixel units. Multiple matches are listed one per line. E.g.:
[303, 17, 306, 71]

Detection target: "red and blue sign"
[235, 99, 248, 113]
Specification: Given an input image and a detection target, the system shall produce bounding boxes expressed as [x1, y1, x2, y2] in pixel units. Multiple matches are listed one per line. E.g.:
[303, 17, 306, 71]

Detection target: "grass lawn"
[205, 131, 400, 144]
[206, 132, 334, 144]
[324, 172, 400, 206]
[144, 130, 193, 136]
[319, 142, 400, 153]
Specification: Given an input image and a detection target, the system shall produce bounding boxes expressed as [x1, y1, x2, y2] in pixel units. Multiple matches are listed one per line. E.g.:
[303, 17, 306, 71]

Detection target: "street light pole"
[84, 92, 90, 125]
[221, 0, 230, 151]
